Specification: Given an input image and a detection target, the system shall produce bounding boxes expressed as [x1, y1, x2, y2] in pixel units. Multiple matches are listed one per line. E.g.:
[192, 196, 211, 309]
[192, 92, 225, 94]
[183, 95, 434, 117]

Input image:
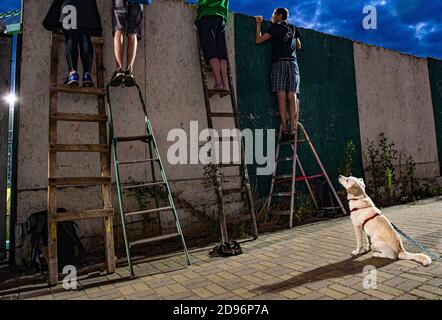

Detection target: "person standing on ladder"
[255, 8, 302, 141]
[110, 0, 147, 87]
[43, 0, 102, 87]
[196, 0, 230, 93]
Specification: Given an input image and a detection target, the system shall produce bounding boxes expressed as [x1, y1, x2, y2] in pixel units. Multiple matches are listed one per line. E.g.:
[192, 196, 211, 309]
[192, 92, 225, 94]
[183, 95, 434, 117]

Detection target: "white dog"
[338, 175, 431, 266]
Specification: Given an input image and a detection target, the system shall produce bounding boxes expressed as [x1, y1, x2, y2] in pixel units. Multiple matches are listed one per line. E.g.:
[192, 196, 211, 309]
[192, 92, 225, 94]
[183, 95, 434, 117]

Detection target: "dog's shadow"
[253, 254, 395, 294]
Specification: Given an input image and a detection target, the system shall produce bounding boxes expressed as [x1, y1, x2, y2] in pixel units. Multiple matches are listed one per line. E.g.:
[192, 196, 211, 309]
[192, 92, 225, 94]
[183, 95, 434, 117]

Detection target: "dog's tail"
[398, 250, 432, 266]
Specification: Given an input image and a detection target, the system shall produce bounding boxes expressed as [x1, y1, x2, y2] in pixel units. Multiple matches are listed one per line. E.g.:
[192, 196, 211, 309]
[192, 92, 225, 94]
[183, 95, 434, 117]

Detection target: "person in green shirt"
[196, 0, 230, 92]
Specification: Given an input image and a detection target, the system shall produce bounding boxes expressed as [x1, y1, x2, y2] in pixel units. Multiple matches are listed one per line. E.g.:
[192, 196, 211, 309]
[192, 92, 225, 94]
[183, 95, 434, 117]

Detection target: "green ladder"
[106, 83, 191, 277]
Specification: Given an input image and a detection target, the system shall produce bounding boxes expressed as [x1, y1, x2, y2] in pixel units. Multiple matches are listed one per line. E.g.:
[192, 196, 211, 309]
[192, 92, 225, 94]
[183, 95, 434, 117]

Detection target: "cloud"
[231, 0, 442, 59]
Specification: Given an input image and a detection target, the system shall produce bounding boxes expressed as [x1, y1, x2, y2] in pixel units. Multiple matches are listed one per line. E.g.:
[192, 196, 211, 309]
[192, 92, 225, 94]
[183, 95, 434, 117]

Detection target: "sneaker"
[82, 72, 94, 87]
[64, 72, 80, 86]
[123, 69, 136, 87]
[110, 68, 125, 87]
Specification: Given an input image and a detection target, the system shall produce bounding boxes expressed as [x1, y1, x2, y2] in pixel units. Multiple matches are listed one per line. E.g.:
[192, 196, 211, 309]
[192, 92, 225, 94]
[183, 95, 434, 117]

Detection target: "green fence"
[428, 58, 442, 175]
[234, 14, 364, 198]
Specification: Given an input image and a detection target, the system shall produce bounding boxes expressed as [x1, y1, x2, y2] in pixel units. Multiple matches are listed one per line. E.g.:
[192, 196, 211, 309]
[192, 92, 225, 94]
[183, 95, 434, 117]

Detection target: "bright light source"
[4, 93, 17, 105]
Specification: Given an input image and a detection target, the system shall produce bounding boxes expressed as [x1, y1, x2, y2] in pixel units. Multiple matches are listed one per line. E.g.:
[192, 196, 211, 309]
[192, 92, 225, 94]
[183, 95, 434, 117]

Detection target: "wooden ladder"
[196, 31, 259, 241]
[47, 33, 116, 285]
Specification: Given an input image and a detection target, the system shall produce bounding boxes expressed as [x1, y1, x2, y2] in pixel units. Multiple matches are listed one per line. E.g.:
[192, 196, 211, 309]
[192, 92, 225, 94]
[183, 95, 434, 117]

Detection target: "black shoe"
[123, 69, 136, 87]
[110, 68, 125, 87]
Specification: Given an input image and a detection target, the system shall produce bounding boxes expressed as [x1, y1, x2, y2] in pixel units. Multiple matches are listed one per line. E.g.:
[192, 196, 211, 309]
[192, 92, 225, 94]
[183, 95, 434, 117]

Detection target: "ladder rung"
[114, 135, 152, 143]
[210, 112, 235, 118]
[117, 158, 159, 165]
[53, 208, 114, 222]
[49, 176, 111, 187]
[125, 206, 173, 217]
[208, 89, 231, 98]
[268, 210, 291, 216]
[50, 112, 108, 122]
[277, 157, 295, 162]
[321, 207, 342, 210]
[296, 173, 325, 182]
[51, 85, 106, 96]
[274, 174, 293, 181]
[121, 181, 165, 190]
[272, 192, 296, 197]
[129, 232, 180, 248]
[50, 144, 109, 153]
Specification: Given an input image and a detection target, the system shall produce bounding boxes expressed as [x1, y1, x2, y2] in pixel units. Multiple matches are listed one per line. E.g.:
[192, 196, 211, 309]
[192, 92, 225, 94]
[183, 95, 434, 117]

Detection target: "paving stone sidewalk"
[1, 198, 442, 300]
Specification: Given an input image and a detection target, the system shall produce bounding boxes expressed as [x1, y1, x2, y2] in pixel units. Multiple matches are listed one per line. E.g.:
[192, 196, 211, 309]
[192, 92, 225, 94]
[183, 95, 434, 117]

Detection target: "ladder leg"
[299, 123, 346, 215]
[240, 141, 258, 239]
[265, 127, 282, 220]
[289, 124, 299, 229]
[135, 84, 191, 264]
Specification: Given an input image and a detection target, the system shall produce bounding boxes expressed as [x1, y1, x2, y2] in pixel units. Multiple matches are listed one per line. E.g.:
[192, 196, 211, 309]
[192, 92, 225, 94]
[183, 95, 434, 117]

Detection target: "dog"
[338, 175, 431, 266]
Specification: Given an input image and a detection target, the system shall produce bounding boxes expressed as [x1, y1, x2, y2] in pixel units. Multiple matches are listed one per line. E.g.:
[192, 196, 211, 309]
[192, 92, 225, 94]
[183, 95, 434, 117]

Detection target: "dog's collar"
[361, 213, 381, 229]
[350, 206, 373, 213]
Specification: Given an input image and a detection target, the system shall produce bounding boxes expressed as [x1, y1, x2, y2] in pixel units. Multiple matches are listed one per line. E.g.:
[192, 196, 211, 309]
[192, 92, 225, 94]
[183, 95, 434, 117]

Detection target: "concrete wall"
[354, 43, 440, 179]
[15, 0, 241, 263]
[0, 36, 12, 260]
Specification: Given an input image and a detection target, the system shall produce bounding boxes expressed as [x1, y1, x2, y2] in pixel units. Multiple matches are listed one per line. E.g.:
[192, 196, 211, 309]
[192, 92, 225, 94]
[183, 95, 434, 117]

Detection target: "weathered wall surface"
[428, 58, 442, 175]
[15, 0, 241, 263]
[0, 36, 12, 260]
[354, 43, 439, 179]
[234, 14, 364, 197]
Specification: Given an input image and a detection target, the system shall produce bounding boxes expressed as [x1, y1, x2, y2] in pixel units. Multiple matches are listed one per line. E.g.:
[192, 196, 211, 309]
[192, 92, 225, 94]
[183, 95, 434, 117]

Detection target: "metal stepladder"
[196, 32, 259, 242]
[106, 83, 191, 278]
[47, 33, 116, 285]
[266, 121, 346, 228]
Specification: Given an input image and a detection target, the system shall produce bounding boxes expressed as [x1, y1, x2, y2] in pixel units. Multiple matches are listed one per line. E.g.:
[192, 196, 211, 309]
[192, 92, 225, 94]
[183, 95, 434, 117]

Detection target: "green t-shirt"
[197, 0, 229, 22]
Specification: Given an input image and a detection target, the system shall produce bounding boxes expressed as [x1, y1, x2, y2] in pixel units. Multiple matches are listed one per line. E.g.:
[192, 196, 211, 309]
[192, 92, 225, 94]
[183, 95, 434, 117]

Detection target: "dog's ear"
[358, 178, 365, 188]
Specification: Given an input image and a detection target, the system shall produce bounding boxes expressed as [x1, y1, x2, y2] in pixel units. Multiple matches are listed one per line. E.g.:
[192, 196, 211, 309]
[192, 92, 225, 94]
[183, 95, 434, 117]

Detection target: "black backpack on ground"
[25, 208, 86, 273]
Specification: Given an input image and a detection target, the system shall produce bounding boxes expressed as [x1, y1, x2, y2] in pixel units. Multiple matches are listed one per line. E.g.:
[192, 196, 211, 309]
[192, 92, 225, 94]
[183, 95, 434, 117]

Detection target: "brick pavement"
[1, 198, 441, 300]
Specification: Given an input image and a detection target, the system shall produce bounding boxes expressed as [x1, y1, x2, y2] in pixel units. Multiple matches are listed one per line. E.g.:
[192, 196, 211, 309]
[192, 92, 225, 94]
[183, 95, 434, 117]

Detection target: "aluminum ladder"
[106, 83, 191, 278]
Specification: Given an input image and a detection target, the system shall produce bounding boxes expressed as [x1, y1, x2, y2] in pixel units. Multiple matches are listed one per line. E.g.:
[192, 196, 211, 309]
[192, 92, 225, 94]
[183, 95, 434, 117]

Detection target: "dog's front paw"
[352, 248, 364, 256]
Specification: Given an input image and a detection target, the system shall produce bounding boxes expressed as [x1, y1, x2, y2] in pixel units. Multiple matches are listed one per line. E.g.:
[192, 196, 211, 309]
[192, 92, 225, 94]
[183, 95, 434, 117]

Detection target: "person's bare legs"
[126, 34, 138, 71]
[220, 59, 228, 90]
[277, 91, 288, 134]
[209, 58, 223, 89]
[288, 92, 299, 133]
[113, 31, 124, 70]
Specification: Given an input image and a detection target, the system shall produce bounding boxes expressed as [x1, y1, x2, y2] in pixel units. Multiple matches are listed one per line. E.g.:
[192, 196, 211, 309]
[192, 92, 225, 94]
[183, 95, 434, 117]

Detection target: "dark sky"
[1, 0, 441, 59]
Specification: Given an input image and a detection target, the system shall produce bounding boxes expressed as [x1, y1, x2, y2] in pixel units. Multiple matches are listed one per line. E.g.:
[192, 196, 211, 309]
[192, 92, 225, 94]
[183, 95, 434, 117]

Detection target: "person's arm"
[295, 28, 301, 50]
[255, 16, 272, 44]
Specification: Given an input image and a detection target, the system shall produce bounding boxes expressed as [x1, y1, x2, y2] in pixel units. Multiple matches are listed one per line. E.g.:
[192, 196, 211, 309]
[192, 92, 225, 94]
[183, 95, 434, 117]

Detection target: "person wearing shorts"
[110, 0, 144, 87]
[255, 8, 302, 140]
[196, 0, 229, 93]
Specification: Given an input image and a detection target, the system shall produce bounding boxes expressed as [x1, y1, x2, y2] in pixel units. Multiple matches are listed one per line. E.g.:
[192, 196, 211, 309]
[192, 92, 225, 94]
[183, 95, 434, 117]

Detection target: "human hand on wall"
[255, 16, 263, 24]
